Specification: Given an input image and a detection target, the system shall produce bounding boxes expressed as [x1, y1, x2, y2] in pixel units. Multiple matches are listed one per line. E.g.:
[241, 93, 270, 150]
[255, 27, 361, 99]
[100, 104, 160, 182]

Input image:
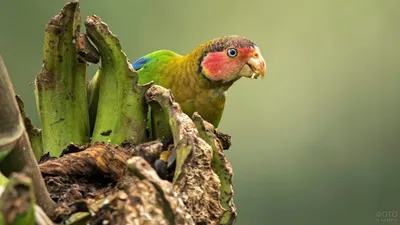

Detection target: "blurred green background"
[1, 0, 400, 224]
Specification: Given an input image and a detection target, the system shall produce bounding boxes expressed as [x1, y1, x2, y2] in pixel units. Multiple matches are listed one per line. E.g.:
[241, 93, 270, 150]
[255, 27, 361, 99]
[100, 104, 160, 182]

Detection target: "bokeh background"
[1, 0, 400, 224]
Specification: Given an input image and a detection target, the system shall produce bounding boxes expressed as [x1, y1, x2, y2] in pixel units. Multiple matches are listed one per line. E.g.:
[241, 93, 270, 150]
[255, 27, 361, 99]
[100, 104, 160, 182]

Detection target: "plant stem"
[35, 2, 90, 157]
[16, 96, 43, 160]
[0, 55, 56, 217]
[86, 15, 150, 145]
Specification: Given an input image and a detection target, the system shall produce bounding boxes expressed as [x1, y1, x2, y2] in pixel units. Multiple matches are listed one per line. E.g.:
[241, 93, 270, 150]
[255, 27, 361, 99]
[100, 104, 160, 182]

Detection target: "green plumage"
[135, 49, 230, 127]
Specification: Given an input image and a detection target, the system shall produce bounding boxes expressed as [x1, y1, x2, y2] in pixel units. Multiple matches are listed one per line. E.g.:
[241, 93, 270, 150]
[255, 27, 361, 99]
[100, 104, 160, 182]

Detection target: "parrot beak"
[238, 47, 266, 79]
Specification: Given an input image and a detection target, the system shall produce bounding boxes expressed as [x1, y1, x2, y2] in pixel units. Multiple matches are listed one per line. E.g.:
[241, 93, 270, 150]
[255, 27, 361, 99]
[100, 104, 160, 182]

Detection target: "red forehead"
[236, 47, 254, 58]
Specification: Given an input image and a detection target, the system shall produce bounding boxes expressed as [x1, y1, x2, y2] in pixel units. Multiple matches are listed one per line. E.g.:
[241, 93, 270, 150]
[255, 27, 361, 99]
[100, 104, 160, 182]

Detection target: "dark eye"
[227, 48, 238, 58]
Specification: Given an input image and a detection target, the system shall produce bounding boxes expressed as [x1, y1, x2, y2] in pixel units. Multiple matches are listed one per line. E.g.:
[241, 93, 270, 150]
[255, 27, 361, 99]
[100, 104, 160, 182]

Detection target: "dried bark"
[193, 114, 236, 224]
[76, 33, 100, 64]
[38, 145, 195, 224]
[145, 86, 228, 225]
[39, 142, 162, 179]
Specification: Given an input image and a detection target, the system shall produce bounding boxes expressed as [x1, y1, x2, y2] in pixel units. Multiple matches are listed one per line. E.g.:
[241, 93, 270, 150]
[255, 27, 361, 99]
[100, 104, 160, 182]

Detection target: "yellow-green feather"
[136, 42, 233, 127]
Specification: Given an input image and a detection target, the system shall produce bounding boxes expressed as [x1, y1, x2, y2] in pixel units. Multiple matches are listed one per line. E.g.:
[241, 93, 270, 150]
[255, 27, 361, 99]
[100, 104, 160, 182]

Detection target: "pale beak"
[238, 47, 266, 79]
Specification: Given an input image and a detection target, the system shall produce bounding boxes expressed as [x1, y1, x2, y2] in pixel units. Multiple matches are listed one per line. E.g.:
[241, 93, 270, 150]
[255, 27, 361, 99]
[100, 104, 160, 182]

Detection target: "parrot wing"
[132, 57, 151, 71]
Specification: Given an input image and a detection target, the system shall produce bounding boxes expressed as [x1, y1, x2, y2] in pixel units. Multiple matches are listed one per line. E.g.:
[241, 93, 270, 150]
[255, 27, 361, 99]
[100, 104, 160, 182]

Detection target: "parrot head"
[197, 36, 266, 83]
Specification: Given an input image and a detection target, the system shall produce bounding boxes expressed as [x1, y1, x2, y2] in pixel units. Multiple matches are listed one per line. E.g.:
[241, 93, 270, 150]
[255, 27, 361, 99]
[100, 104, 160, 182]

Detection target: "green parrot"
[132, 35, 266, 128]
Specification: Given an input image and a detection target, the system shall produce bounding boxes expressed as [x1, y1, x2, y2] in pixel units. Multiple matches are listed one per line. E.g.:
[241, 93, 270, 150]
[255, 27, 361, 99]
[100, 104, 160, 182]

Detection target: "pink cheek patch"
[201, 52, 234, 80]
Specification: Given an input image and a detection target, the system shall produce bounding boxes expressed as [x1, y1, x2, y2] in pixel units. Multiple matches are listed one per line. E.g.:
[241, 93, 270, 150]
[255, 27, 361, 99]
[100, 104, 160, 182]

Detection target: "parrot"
[132, 35, 266, 128]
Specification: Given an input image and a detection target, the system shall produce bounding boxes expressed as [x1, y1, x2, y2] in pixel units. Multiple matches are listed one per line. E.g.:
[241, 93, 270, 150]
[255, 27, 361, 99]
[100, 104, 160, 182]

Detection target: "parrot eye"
[227, 48, 238, 58]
